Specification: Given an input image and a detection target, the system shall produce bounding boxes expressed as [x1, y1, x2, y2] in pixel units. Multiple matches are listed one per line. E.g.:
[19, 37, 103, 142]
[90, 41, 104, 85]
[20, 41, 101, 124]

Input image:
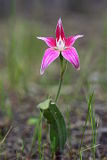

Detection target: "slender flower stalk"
[55, 55, 67, 103]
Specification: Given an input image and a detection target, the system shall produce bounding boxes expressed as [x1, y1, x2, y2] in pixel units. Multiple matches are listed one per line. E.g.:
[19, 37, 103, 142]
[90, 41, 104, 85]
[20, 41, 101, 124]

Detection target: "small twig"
[0, 126, 13, 146]
[80, 144, 100, 153]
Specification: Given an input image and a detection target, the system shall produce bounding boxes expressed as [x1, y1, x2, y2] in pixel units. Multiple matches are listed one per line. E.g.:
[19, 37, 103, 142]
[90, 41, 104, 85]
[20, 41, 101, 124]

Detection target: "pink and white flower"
[37, 18, 83, 75]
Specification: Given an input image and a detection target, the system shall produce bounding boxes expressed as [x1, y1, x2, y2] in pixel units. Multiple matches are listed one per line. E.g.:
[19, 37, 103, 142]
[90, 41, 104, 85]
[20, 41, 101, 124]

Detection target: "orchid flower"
[37, 18, 83, 75]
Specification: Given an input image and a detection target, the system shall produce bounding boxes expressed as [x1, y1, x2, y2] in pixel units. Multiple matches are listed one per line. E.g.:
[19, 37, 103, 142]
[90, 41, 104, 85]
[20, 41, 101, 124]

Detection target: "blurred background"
[0, 0, 107, 159]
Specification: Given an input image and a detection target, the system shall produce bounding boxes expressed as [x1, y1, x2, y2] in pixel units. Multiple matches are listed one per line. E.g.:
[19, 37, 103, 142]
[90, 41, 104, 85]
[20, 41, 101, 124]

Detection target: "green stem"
[79, 108, 90, 153]
[55, 54, 67, 103]
[29, 112, 43, 158]
[79, 93, 94, 158]
[55, 75, 63, 103]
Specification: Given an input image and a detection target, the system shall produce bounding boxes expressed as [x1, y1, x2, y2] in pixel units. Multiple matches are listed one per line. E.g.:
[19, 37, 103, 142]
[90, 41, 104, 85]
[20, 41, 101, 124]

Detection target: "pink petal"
[56, 18, 65, 41]
[61, 47, 80, 70]
[37, 37, 56, 47]
[40, 48, 60, 75]
[65, 35, 83, 47]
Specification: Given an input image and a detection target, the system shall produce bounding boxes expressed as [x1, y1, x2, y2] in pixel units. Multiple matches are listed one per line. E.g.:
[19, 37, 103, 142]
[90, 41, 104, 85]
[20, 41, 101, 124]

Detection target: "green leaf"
[27, 117, 38, 125]
[38, 99, 67, 152]
[38, 99, 51, 110]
